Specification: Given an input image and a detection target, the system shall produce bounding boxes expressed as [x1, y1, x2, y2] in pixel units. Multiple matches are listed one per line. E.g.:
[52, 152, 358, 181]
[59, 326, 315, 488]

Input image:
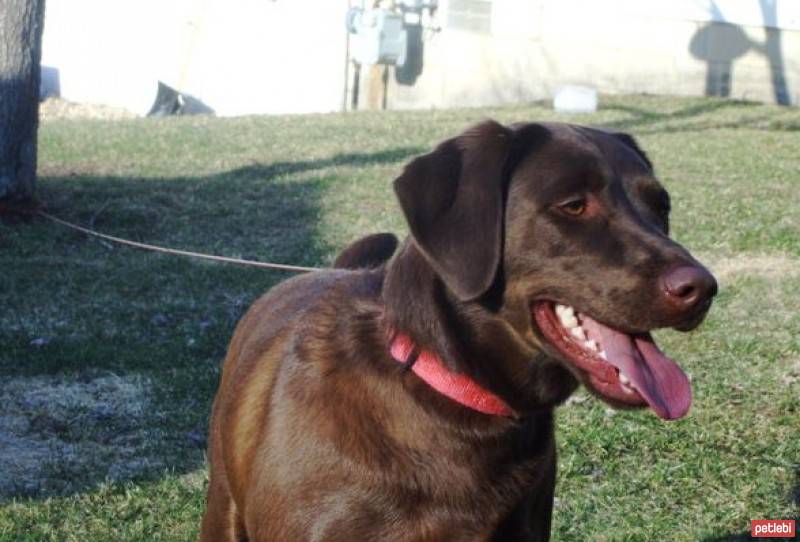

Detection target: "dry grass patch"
[0, 372, 160, 500]
[706, 253, 800, 281]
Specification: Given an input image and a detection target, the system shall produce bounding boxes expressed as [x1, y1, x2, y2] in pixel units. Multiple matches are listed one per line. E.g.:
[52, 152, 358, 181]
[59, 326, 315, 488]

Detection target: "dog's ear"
[393, 120, 513, 300]
[611, 132, 653, 171]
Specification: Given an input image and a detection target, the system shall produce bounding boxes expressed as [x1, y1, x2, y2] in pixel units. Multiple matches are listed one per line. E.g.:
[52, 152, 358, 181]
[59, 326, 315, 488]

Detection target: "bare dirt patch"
[0, 372, 162, 500]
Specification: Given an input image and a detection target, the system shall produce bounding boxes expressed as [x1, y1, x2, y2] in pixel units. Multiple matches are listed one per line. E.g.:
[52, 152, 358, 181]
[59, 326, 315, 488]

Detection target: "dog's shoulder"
[237, 232, 396, 336]
[222, 268, 386, 398]
[244, 268, 381, 329]
[242, 267, 385, 347]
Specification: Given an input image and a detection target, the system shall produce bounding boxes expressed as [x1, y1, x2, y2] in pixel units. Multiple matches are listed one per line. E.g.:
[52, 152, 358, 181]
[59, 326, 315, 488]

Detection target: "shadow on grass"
[704, 530, 798, 542]
[701, 466, 799, 542]
[0, 146, 418, 502]
[702, 534, 760, 541]
[600, 98, 800, 134]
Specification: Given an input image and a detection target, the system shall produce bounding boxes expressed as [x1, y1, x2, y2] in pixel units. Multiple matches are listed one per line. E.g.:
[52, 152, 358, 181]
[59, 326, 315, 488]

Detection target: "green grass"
[1, 94, 798, 540]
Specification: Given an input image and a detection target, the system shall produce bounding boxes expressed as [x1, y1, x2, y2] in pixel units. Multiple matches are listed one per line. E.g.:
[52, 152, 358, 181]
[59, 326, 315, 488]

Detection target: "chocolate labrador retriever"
[200, 121, 717, 541]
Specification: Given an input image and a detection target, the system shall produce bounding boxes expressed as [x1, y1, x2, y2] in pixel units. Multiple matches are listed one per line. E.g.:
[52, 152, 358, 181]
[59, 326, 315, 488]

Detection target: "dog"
[200, 120, 717, 541]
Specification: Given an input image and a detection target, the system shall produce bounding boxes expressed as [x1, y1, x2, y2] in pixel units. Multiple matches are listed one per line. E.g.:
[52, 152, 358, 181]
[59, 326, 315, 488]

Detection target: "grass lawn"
[0, 94, 798, 541]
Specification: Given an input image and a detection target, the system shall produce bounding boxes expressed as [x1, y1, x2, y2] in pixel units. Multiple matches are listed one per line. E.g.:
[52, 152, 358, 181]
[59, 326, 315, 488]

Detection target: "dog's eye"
[558, 198, 586, 216]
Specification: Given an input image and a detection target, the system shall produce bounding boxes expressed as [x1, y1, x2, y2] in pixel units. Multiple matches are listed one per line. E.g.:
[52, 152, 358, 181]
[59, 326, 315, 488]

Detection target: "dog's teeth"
[555, 304, 578, 328]
[570, 326, 586, 341]
[618, 373, 636, 393]
[584, 340, 598, 352]
[555, 304, 574, 317]
[599, 350, 608, 360]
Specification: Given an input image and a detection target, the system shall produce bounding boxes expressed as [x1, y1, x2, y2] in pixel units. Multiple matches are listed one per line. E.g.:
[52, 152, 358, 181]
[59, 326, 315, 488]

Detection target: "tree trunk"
[0, 0, 46, 201]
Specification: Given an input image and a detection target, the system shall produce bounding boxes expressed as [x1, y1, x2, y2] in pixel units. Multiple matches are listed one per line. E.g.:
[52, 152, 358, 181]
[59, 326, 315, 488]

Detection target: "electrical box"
[348, 9, 407, 66]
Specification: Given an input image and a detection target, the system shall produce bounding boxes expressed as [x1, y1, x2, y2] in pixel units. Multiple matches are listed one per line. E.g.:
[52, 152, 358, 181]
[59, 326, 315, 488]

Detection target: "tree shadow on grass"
[0, 146, 420, 502]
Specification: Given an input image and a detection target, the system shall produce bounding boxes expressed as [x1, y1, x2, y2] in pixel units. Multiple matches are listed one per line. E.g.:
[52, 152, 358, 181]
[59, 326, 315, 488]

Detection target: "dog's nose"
[659, 265, 718, 311]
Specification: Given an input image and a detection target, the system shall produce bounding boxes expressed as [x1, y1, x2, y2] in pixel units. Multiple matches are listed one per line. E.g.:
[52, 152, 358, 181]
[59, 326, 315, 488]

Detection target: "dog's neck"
[388, 329, 516, 417]
[383, 239, 577, 416]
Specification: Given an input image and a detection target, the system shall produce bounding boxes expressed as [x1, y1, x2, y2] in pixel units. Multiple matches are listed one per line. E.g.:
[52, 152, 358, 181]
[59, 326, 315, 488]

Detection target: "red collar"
[389, 331, 516, 417]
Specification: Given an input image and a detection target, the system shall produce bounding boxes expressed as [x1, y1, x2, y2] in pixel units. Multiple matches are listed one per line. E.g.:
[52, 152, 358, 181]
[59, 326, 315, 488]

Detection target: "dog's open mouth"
[532, 301, 691, 420]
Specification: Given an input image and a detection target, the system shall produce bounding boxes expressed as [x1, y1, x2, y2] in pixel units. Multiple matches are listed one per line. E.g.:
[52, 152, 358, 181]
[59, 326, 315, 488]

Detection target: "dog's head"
[393, 120, 717, 420]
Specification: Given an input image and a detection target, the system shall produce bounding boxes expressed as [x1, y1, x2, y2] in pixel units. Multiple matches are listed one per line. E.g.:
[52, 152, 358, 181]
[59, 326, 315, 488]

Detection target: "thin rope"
[36, 210, 322, 273]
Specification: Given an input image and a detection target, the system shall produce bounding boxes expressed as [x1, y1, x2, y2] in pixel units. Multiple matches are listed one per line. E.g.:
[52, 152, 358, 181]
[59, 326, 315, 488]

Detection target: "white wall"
[388, 0, 800, 109]
[41, 1, 800, 115]
[42, 0, 349, 116]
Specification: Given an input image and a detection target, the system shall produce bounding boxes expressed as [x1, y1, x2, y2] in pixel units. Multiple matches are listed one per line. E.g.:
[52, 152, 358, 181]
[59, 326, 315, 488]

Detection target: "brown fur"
[200, 120, 716, 541]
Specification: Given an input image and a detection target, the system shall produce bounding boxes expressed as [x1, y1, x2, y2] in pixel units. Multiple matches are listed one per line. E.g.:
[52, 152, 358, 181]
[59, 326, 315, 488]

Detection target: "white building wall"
[41, 0, 349, 116]
[389, 0, 800, 109]
[41, 0, 800, 115]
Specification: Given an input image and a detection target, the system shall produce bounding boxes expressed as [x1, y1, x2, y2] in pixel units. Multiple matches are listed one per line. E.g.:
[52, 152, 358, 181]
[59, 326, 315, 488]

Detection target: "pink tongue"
[581, 315, 692, 420]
